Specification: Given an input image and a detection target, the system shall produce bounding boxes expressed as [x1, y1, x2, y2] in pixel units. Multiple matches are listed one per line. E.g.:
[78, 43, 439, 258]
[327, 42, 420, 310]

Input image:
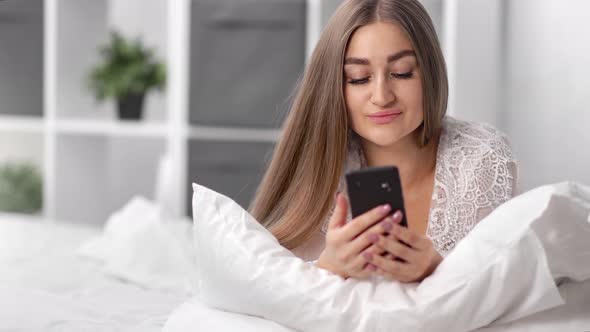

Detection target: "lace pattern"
[320, 116, 519, 256]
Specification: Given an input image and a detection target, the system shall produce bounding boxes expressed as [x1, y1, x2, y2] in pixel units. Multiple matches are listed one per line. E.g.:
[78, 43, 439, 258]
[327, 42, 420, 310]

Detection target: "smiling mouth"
[367, 112, 402, 124]
[368, 110, 403, 117]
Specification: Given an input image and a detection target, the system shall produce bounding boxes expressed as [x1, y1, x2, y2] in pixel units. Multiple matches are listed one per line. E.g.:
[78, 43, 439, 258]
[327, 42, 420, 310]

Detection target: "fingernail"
[381, 221, 393, 231]
[393, 210, 403, 221]
[368, 264, 377, 271]
[362, 252, 373, 261]
[382, 204, 391, 212]
[368, 233, 379, 243]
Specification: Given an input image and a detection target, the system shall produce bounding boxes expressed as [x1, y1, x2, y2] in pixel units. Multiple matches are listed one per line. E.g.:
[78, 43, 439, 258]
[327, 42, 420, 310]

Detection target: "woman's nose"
[369, 76, 396, 107]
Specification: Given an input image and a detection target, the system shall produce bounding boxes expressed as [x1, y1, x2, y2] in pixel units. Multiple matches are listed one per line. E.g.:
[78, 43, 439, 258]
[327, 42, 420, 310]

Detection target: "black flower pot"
[117, 93, 145, 120]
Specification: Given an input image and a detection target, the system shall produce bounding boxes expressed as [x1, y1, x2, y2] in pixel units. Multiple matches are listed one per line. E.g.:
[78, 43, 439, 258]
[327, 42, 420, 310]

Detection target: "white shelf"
[0, 115, 44, 133]
[188, 125, 281, 143]
[55, 119, 168, 138]
[0, 211, 44, 223]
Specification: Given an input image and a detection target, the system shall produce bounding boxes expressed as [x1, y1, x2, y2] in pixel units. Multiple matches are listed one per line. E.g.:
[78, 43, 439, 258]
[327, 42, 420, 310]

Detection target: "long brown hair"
[249, 0, 448, 250]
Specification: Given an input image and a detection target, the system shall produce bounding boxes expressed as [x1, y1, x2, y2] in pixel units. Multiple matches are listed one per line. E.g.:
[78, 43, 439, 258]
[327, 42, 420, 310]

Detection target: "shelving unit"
[1, 0, 448, 225]
[0, 0, 325, 225]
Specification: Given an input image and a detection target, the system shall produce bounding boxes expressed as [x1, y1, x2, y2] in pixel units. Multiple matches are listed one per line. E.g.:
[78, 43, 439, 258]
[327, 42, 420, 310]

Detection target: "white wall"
[503, 0, 590, 191]
[449, 0, 503, 126]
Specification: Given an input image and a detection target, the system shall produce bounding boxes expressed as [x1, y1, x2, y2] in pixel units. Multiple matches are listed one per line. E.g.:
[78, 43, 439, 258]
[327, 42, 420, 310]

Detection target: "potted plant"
[88, 31, 166, 120]
[0, 162, 43, 214]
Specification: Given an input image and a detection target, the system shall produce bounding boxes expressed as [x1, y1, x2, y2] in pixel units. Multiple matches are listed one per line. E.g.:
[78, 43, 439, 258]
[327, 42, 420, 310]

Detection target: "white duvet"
[0, 215, 187, 332]
[166, 181, 590, 332]
[165, 279, 590, 332]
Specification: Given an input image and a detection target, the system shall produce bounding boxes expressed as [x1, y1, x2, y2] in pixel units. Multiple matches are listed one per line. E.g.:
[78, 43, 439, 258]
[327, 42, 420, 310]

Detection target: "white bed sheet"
[164, 279, 590, 332]
[0, 214, 189, 332]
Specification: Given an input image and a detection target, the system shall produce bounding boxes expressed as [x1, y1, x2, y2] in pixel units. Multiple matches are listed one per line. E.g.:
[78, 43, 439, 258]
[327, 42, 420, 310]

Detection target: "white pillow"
[186, 181, 590, 332]
[78, 196, 198, 294]
[529, 182, 590, 282]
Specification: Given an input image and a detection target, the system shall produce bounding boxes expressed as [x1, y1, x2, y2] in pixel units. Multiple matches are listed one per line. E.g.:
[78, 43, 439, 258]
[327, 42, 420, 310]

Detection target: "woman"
[250, 0, 518, 283]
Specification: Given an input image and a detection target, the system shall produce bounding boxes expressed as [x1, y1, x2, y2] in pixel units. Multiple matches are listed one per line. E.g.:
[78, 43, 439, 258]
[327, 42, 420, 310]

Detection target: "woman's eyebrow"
[344, 49, 416, 65]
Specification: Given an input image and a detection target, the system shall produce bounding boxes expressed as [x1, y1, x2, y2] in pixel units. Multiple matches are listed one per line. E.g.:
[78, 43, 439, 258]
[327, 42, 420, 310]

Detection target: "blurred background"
[0, 0, 588, 226]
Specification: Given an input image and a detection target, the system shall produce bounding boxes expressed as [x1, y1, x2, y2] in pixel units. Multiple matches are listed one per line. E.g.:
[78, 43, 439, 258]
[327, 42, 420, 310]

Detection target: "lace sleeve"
[472, 131, 519, 221]
[428, 119, 520, 255]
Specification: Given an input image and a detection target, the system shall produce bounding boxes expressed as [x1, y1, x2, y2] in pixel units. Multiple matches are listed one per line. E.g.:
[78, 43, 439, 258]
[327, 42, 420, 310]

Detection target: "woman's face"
[344, 21, 423, 148]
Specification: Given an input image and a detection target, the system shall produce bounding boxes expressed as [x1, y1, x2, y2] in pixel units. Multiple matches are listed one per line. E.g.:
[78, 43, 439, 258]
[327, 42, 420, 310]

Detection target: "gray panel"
[189, 0, 306, 128]
[56, 0, 109, 120]
[187, 140, 274, 215]
[0, 0, 43, 117]
[105, 136, 166, 216]
[55, 135, 166, 225]
[55, 135, 109, 225]
[419, 0, 443, 37]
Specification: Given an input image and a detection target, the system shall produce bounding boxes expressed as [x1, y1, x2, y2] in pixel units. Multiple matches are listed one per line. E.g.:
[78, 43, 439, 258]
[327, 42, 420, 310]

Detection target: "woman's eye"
[347, 77, 369, 85]
[391, 71, 414, 79]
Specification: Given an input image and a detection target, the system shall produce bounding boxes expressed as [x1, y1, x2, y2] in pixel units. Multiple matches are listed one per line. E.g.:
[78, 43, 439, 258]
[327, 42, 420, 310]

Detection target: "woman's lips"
[367, 111, 402, 124]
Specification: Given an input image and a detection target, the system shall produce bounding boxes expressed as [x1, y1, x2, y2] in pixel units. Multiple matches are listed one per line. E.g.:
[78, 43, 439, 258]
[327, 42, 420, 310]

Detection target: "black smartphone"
[345, 166, 408, 227]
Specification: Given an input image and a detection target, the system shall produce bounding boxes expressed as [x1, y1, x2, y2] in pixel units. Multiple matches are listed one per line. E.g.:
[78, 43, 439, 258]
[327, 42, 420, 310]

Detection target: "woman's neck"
[361, 129, 439, 190]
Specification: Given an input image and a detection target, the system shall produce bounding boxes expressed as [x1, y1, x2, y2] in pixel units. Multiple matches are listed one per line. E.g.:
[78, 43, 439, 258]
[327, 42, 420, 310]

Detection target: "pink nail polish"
[368, 233, 379, 243]
[381, 221, 393, 231]
[363, 252, 373, 261]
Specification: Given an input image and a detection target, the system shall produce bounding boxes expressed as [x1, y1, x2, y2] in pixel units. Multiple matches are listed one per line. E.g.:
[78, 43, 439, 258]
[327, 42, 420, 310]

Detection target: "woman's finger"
[327, 193, 348, 230]
[349, 244, 385, 272]
[360, 263, 378, 278]
[391, 223, 429, 250]
[374, 265, 409, 282]
[383, 253, 396, 260]
[365, 249, 414, 280]
[373, 234, 418, 262]
[343, 209, 403, 256]
[341, 203, 393, 241]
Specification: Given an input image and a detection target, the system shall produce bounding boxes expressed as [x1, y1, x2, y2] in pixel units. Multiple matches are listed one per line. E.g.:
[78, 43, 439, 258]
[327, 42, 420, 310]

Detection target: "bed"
[0, 213, 190, 332]
[2, 205, 589, 332]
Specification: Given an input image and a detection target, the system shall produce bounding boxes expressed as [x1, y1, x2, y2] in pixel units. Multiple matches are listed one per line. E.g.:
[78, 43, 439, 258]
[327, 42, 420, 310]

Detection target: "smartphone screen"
[345, 166, 408, 227]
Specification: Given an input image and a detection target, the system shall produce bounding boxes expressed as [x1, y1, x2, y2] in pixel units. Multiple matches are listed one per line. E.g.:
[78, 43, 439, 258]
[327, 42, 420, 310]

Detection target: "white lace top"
[293, 116, 519, 260]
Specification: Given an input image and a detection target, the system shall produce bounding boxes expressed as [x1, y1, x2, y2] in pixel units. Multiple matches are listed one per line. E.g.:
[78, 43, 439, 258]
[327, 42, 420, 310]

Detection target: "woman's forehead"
[345, 22, 414, 62]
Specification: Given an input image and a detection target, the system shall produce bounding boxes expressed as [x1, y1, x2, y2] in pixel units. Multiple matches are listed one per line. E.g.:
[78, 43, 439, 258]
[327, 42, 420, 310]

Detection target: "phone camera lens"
[381, 182, 392, 192]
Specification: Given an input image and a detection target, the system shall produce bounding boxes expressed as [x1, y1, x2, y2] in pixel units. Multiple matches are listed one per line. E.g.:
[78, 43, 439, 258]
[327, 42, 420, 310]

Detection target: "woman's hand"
[316, 193, 399, 279]
[364, 219, 443, 283]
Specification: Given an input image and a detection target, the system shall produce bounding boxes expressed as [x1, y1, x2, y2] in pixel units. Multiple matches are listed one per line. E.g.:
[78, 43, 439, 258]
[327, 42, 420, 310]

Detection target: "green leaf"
[0, 162, 43, 214]
[87, 30, 167, 101]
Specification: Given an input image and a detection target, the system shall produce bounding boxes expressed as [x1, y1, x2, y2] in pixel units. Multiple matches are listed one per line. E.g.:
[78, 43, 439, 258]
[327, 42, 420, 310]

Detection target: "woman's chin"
[362, 135, 404, 148]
